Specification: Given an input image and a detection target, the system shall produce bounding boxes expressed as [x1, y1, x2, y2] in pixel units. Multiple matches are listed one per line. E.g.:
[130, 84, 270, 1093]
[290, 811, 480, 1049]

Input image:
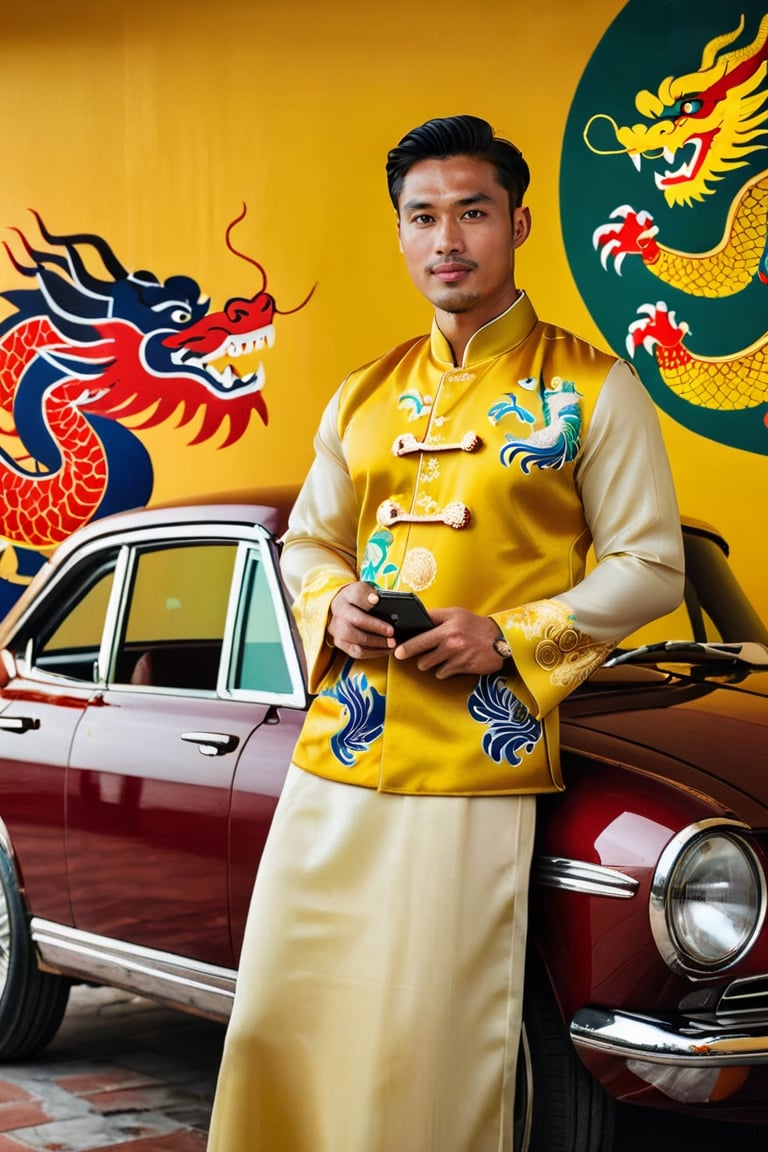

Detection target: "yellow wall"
[0, 0, 765, 616]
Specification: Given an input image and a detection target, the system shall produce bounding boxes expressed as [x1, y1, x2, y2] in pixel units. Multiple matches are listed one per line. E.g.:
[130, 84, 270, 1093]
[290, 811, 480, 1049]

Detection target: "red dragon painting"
[0, 206, 313, 611]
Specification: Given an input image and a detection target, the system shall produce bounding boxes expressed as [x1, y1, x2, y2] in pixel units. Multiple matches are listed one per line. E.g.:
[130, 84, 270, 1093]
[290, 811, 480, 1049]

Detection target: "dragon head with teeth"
[584, 14, 768, 207]
[0, 206, 315, 606]
[1, 205, 314, 450]
[159, 204, 315, 434]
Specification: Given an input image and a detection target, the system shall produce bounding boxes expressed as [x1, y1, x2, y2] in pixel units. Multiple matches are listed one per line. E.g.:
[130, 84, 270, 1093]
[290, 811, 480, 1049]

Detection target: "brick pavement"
[0, 984, 766, 1151]
[0, 985, 225, 1151]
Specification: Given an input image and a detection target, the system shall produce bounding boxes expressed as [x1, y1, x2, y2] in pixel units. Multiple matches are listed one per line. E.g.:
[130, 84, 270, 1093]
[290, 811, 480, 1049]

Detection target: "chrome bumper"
[571, 1007, 768, 1066]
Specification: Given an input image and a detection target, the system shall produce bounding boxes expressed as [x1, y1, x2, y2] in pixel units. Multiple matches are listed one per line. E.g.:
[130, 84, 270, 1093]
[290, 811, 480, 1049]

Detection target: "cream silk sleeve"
[490, 360, 685, 719]
[281, 390, 358, 692]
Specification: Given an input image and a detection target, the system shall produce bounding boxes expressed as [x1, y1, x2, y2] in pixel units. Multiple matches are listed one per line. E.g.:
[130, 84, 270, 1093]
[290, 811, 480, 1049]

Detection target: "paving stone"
[0, 986, 221, 1149]
[84, 1085, 203, 1116]
[55, 1071, 157, 1096]
[88, 1133, 206, 1152]
[8, 1109, 187, 1151]
[0, 1100, 51, 1134]
[0, 1087, 34, 1107]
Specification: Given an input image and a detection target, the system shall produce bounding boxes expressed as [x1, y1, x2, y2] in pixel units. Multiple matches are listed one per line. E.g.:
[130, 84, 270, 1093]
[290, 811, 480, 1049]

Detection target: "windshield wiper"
[606, 640, 768, 668]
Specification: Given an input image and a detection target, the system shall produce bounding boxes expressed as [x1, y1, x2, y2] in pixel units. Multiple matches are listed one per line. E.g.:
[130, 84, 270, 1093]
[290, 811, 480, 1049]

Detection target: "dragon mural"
[564, 7, 768, 450]
[0, 206, 313, 612]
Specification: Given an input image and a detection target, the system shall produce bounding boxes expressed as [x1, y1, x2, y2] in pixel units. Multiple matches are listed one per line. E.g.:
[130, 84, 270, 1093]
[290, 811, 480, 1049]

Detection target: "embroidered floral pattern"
[296, 570, 351, 640]
[499, 377, 582, 472]
[421, 458, 440, 483]
[468, 674, 542, 765]
[535, 625, 616, 689]
[488, 394, 535, 426]
[361, 529, 399, 585]
[401, 547, 437, 591]
[415, 493, 440, 515]
[397, 390, 433, 420]
[508, 600, 616, 690]
[319, 659, 386, 767]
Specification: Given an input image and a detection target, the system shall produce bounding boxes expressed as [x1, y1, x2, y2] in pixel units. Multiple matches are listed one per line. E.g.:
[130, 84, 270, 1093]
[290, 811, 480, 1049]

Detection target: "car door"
[0, 545, 120, 924]
[66, 530, 245, 968]
[66, 524, 307, 971]
[222, 542, 309, 955]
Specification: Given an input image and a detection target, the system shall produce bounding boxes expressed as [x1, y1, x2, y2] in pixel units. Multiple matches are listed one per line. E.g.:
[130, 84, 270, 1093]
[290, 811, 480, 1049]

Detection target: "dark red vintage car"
[0, 492, 766, 1152]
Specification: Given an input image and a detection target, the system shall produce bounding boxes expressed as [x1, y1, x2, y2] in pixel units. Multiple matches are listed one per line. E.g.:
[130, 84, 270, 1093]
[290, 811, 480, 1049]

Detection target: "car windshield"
[609, 524, 768, 665]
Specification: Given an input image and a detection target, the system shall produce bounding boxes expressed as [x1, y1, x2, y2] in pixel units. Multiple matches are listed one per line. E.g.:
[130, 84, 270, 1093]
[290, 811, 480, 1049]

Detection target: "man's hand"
[394, 608, 506, 679]
[326, 583, 397, 659]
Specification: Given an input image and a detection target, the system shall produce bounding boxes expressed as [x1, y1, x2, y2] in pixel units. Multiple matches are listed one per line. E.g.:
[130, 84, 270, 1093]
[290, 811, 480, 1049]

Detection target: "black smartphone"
[367, 590, 435, 642]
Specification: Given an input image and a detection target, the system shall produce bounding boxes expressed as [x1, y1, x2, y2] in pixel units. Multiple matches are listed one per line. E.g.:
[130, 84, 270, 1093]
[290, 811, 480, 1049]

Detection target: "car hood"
[561, 664, 768, 823]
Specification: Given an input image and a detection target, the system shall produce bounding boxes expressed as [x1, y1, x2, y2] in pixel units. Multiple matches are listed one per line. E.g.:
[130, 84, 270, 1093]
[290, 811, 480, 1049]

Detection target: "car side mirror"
[0, 649, 18, 689]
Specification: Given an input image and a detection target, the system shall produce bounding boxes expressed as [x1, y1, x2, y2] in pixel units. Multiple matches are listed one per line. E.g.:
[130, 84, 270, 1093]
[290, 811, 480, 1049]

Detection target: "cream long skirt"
[207, 766, 536, 1152]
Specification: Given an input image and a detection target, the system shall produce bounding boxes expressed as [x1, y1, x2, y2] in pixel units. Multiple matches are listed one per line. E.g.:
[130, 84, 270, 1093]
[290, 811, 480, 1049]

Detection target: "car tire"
[517, 960, 615, 1152]
[0, 847, 70, 1059]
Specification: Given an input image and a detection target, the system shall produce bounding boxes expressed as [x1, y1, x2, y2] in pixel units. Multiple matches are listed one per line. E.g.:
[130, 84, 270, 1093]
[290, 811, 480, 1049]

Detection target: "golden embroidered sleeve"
[281, 391, 359, 693]
[490, 361, 684, 720]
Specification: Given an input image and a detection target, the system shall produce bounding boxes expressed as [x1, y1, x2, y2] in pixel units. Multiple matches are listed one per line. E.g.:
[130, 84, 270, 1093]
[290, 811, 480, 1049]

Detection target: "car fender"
[530, 750, 767, 1025]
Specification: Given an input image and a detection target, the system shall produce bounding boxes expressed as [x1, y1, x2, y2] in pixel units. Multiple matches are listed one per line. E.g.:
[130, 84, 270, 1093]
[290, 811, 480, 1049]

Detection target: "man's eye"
[413, 214, 434, 225]
[463, 209, 484, 219]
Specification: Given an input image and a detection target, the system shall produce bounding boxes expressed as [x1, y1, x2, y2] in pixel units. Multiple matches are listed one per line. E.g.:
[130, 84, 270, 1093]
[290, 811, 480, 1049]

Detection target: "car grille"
[717, 975, 768, 1023]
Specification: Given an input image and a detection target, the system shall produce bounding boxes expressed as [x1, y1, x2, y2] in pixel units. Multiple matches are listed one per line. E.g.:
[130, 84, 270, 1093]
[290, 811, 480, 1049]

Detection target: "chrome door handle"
[0, 715, 40, 733]
[181, 731, 239, 757]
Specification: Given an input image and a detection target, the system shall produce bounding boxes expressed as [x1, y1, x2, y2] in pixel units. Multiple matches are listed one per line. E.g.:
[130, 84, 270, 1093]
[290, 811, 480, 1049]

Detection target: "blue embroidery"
[468, 675, 542, 765]
[319, 659, 386, 767]
[360, 529, 399, 585]
[488, 393, 535, 426]
[398, 390, 432, 420]
[499, 378, 582, 473]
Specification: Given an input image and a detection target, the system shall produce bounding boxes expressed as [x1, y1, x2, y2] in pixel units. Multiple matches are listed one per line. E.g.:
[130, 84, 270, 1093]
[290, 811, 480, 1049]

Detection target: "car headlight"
[650, 820, 766, 975]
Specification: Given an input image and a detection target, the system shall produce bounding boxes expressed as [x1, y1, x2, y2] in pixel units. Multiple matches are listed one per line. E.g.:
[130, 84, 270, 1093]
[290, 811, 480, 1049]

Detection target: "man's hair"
[386, 115, 530, 214]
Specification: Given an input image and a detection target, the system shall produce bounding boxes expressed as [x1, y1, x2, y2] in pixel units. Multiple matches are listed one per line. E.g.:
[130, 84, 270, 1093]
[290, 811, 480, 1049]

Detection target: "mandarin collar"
[429, 291, 538, 367]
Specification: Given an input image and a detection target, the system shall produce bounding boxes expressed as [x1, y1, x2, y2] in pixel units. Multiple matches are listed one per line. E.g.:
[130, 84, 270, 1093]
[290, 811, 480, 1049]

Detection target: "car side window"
[230, 549, 293, 694]
[114, 542, 237, 691]
[21, 551, 120, 682]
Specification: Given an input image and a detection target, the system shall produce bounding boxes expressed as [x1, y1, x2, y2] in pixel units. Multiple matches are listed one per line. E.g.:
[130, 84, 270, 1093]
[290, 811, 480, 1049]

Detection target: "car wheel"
[0, 847, 70, 1059]
[516, 961, 615, 1152]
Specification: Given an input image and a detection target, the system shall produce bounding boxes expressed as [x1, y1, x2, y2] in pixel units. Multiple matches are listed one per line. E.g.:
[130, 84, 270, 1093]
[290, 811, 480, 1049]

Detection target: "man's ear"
[396, 213, 403, 253]
[512, 206, 531, 248]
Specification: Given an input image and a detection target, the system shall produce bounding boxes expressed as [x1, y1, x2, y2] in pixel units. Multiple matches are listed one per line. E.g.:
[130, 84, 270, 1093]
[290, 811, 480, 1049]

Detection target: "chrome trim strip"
[718, 974, 768, 1021]
[98, 543, 132, 684]
[219, 539, 308, 709]
[31, 918, 236, 1021]
[721, 974, 768, 1005]
[532, 856, 638, 899]
[649, 818, 767, 977]
[571, 1006, 768, 1066]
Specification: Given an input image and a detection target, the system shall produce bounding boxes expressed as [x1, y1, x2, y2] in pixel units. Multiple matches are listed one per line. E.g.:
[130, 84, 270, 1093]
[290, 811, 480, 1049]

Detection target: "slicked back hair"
[386, 115, 530, 217]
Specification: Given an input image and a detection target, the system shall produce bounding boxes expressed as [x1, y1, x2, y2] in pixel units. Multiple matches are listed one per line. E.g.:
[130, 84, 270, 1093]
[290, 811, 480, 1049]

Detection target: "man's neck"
[435, 291, 522, 366]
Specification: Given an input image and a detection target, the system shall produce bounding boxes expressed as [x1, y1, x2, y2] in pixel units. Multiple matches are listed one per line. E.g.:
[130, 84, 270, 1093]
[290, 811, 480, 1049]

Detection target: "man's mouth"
[430, 261, 476, 283]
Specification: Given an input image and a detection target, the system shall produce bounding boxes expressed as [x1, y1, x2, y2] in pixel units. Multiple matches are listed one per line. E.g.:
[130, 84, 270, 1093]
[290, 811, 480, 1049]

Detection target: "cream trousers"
[207, 766, 536, 1152]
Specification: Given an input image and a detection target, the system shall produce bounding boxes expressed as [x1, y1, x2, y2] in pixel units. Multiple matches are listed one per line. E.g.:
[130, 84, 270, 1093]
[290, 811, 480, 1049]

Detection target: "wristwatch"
[493, 633, 513, 661]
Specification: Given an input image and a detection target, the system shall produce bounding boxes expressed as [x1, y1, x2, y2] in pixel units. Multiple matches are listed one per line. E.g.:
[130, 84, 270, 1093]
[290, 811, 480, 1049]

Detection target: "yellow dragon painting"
[586, 14, 768, 414]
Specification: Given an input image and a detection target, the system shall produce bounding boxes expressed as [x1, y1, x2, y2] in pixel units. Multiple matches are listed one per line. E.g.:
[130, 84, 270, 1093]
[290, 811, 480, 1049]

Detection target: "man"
[207, 114, 684, 1152]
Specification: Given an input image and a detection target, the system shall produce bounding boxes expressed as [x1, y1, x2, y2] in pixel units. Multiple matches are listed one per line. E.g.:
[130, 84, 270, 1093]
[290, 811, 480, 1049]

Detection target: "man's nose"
[435, 218, 464, 254]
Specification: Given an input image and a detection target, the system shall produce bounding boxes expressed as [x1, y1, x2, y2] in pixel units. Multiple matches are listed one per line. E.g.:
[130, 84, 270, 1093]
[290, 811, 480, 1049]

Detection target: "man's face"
[396, 155, 530, 326]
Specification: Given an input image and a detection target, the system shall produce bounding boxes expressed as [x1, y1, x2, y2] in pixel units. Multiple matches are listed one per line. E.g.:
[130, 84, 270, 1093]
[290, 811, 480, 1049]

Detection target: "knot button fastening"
[392, 431, 483, 456]
[377, 499, 471, 530]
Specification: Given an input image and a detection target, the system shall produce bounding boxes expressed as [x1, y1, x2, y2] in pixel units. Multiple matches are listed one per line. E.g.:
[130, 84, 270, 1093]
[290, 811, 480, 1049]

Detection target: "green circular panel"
[561, 1, 768, 454]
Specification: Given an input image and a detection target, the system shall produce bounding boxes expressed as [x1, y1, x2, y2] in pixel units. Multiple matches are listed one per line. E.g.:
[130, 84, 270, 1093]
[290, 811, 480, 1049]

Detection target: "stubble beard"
[432, 289, 481, 315]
